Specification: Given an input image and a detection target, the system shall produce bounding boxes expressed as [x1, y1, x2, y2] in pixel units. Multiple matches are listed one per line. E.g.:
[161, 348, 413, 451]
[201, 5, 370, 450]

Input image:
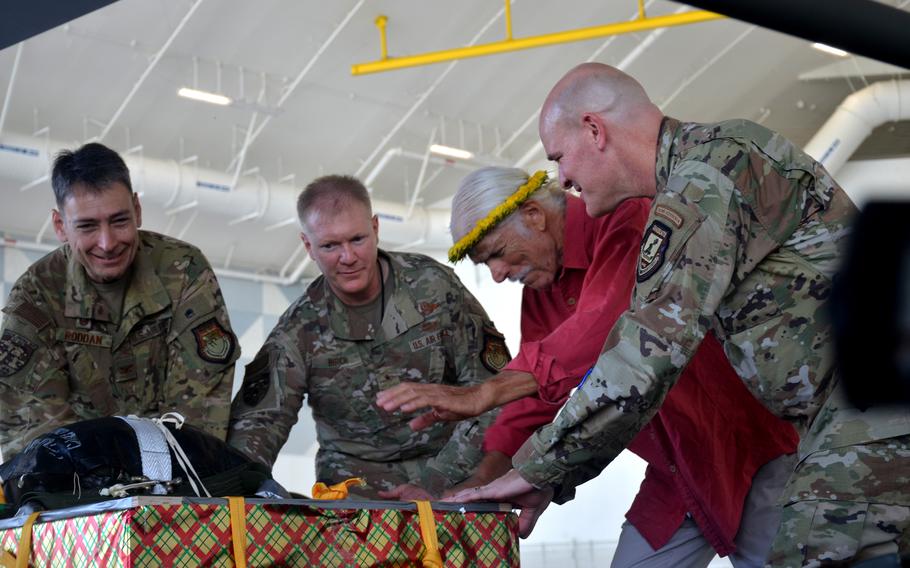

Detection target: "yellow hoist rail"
[351, 1, 724, 76]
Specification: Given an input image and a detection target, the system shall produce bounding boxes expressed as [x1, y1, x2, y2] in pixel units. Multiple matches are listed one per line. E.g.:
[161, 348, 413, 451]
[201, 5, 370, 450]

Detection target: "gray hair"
[450, 167, 566, 245]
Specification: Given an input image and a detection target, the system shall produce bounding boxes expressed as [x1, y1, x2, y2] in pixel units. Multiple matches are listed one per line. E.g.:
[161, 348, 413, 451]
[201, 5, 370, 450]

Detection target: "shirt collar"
[325, 249, 424, 342]
[655, 116, 682, 193]
[64, 247, 105, 321]
[560, 194, 593, 271]
[64, 234, 171, 324]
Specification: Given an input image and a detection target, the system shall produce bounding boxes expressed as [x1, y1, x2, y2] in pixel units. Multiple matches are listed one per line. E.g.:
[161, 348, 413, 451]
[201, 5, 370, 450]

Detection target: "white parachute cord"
[153, 413, 212, 498]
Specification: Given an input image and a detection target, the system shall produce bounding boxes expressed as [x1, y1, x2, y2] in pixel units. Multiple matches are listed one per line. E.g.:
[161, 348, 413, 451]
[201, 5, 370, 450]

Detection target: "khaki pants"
[611, 454, 795, 568]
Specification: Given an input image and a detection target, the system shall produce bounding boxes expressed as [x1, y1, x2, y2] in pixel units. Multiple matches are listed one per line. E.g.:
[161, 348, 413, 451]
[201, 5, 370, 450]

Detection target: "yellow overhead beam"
[351, 9, 725, 76]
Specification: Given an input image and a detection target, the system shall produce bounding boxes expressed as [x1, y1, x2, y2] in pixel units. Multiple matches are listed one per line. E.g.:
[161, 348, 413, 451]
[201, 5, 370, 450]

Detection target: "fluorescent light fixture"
[429, 144, 474, 160]
[812, 43, 848, 57]
[177, 87, 232, 106]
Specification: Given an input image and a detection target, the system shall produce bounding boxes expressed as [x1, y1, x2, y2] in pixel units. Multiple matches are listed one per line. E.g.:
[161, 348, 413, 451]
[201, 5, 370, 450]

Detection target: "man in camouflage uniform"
[227, 175, 507, 499]
[454, 63, 910, 565]
[0, 142, 239, 459]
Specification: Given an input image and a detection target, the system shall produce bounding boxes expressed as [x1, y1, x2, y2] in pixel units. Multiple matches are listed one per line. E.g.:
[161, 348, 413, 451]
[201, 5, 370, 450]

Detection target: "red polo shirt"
[483, 195, 798, 554]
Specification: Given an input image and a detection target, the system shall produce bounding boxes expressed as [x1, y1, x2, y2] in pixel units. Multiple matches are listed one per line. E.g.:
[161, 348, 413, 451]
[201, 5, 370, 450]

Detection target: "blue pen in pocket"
[558, 368, 595, 421]
[578, 367, 593, 388]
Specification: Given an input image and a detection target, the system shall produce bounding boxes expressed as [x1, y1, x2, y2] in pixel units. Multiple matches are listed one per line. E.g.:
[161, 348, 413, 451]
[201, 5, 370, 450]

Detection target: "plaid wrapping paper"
[0, 500, 519, 567]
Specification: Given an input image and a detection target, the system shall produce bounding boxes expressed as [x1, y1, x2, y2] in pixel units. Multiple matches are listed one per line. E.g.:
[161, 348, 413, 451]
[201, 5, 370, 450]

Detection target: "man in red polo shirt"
[378, 167, 798, 565]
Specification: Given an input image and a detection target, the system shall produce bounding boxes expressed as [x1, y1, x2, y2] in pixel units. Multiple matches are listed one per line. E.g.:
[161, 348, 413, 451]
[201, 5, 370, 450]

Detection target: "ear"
[52, 209, 67, 243]
[371, 214, 379, 238]
[582, 112, 608, 151]
[132, 193, 143, 228]
[300, 229, 316, 258]
[520, 200, 546, 232]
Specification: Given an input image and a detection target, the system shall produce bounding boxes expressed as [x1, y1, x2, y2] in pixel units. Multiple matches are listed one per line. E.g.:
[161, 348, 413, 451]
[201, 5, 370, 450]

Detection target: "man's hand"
[442, 451, 512, 498]
[376, 370, 539, 431]
[377, 484, 436, 501]
[376, 383, 493, 430]
[445, 469, 554, 538]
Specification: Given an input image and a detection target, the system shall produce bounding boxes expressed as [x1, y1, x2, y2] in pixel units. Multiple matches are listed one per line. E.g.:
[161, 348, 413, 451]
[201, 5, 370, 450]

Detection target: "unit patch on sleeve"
[0, 330, 38, 377]
[481, 329, 511, 373]
[637, 220, 673, 283]
[654, 205, 684, 229]
[241, 355, 271, 407]
[192, 318, 236, 364]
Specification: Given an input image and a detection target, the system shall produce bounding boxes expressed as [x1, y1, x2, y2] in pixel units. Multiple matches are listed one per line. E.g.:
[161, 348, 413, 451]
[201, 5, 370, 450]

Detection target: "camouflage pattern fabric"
[0, 230, 239, 458]
[769, 500, 910, 567]
[766, 437, 910, 566]
[511, 118, 910, 559]
[228, 250, 506, 497]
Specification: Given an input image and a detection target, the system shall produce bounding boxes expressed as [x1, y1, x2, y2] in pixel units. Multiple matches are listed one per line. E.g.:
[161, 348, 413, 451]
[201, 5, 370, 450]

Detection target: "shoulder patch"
[0, 330, 38, 377]
[637, 220, 673, 283]
[192, 318, 236, 364]
[9, 302, 52, 331]
[481, 329, 510, 373]
[241, 355, 271, 407]
[654, 205, 684, 229]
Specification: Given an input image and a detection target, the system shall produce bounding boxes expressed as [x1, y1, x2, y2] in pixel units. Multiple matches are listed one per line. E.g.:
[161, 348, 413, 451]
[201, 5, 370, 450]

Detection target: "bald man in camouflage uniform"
[228, 175, 506, 499]
[0, 143, 238, 458]
[455, 64, 910, 565]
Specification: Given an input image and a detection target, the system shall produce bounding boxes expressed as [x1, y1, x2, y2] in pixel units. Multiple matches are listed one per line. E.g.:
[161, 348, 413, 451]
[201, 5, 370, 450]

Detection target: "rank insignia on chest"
[481, 332, 510, 373]
[637, 220, 672, 283]
[192, 318, 236, 364]
[0, 330, 37, 377]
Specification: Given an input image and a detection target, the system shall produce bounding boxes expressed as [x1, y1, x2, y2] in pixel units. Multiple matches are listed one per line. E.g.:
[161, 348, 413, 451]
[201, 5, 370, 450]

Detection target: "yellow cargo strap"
[412, 500, 443, 568]
[311, 477, 365, 500]
[0, 511, 40, 568]
[228, 497, 248, 568]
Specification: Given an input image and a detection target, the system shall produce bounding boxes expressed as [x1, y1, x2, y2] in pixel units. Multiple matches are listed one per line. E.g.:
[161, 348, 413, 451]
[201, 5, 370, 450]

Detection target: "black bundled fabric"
[0, 416, 272, 512]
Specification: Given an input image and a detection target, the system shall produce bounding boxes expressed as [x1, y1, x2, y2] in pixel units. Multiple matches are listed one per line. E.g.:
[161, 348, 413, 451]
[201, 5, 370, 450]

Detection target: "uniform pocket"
[309, 353, 384, 436]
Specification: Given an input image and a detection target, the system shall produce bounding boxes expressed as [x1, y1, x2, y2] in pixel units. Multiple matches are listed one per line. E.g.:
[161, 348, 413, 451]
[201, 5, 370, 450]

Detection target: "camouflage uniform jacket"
[514, 117, 910, 501]
[0, 230, 239, 458]
[228, 250, 507, 494]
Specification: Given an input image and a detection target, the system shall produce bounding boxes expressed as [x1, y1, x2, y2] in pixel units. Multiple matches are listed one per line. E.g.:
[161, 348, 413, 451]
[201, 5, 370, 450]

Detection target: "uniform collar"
[655, 116, 683, 194]
[561, 194, 593, 272]
[325, 249, 424, 343]
[63, 234, 171, 325]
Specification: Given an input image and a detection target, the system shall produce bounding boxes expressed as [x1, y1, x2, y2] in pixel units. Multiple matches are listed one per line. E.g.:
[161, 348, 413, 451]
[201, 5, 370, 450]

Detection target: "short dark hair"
[297, 174, 372, 228]
[51, 142, 133, 208]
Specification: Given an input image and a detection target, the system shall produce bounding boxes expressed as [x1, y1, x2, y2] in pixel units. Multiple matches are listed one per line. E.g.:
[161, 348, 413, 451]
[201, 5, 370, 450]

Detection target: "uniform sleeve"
[164, 254, 239, 441]
[420, 278, 508, 493]
[226, 312, 308, 468]
[513, 167, 742, 500]
[482, 395, 561, 456]
[0, 285, 78, 458]
[514, 200, 650, 403]
[485, 200, 651, 455]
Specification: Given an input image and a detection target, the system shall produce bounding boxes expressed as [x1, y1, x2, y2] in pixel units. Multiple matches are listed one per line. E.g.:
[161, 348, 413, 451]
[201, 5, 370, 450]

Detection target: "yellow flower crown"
[448, 170, 549, 263]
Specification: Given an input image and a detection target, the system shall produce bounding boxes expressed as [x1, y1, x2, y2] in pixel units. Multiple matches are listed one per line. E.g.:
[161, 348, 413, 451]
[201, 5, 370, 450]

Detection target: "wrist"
[476, 381, 499, 413]
[488, 371, 539, 407]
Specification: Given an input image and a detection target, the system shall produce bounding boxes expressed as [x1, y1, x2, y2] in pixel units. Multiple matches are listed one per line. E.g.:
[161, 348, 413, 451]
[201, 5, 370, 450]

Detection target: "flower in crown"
[448, 170, 549, 263]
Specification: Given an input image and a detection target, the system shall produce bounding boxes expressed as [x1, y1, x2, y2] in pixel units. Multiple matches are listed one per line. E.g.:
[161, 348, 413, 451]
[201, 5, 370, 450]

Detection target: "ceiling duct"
[836, 157, 910, 205]
[804, 79, 910, 176]
[0, 132, 453, 261]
